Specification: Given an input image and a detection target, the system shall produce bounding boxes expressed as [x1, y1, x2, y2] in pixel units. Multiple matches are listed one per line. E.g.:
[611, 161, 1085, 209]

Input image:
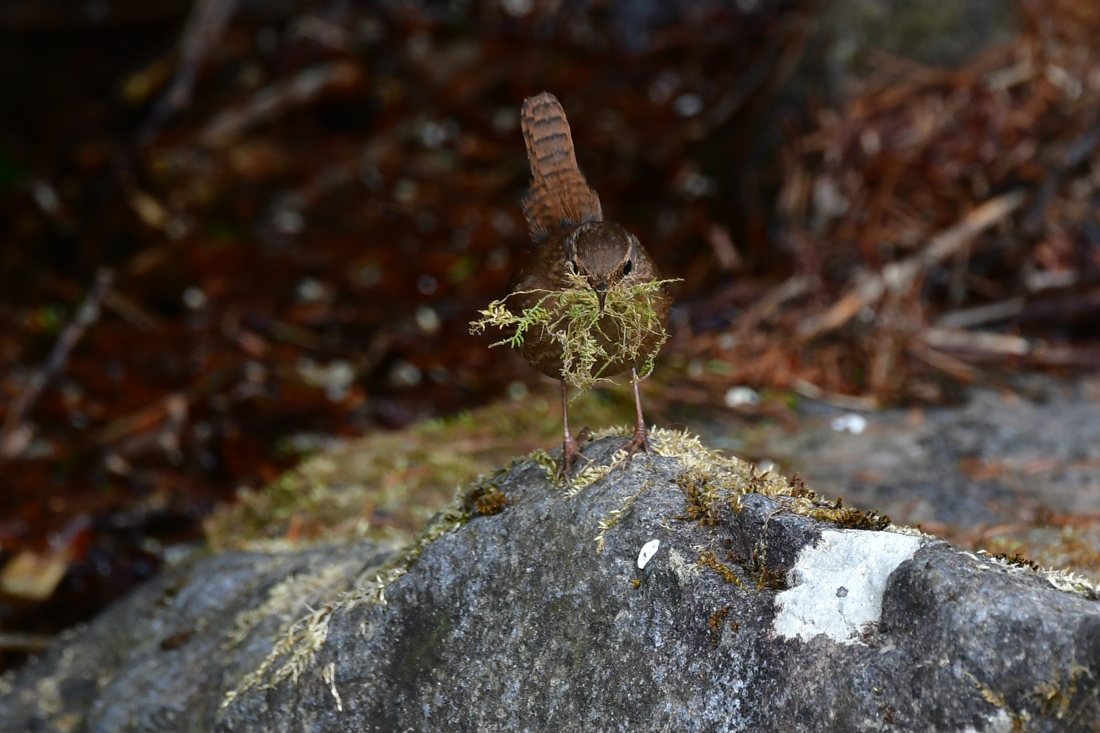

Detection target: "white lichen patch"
[773, 529, 922, 644]
[667, 547, 700, 586]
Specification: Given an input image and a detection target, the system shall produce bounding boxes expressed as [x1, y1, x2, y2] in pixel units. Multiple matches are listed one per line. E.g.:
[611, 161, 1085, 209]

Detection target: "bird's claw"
[623, 422, 649, 460]
[557, 427, 590, 482]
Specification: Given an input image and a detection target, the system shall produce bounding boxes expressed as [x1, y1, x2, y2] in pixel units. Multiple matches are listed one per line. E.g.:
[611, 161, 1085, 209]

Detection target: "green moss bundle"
[470, 275, 678, 391]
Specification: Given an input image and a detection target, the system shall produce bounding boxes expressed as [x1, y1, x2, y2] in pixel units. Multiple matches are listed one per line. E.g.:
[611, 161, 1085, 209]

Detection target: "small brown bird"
[508, 92, 673, 478]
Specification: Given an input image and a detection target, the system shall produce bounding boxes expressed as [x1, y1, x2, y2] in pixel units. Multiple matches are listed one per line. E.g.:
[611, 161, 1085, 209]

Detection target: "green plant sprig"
[470, 275, 679, 391]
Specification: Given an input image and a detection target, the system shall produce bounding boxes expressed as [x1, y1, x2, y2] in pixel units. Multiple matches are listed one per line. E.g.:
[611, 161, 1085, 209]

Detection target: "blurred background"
[1, 0, 1099, 670]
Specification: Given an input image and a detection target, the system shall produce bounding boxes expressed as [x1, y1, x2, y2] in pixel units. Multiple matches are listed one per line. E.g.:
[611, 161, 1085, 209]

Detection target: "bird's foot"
[557, 427, 590, 482]
[623, 422, 649, 461]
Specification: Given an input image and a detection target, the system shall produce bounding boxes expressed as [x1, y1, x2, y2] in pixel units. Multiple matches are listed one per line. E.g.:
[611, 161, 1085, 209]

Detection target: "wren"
[507, 92, 673, 478]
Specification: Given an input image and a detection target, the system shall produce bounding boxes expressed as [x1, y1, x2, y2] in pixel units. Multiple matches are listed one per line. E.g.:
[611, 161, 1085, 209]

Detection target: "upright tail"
[520, 92, 603, 242]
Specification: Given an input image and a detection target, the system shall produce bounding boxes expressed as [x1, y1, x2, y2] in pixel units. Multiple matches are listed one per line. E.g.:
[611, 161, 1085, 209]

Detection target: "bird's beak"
[594, 282, 608, 313]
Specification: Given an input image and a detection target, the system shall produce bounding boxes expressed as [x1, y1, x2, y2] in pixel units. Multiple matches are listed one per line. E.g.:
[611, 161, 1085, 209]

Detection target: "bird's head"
[566, 222, 644, 313]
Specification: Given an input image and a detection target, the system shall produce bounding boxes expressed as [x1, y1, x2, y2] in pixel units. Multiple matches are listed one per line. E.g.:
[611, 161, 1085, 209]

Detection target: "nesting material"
[470, 274, 677, 390]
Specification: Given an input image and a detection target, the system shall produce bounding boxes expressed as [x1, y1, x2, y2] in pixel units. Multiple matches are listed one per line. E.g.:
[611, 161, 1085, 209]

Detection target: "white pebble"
[724, 386, 760, 408]
[415, 305, 440, 334]
[830, 414, 867, 435]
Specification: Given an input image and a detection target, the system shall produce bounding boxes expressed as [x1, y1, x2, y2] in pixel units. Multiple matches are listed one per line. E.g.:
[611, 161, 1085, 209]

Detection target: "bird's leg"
[558, 380, 586, 480]
[623, 368, 650, 459]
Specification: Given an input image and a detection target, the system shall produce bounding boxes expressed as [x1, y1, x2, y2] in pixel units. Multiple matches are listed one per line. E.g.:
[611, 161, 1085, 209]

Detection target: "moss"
[708, 606, 733, 648]
[696, 541, 786, 593]
[205, 388, 630, 551]
[634, 427, 914, 597]
[967, 671, 1007, 709]
[648, 426, 899, 536]
[653, 428, 907, 540]
[222, 462, 523, 711]
[698, 549, 743, 588]
[469, 274, 678, 390]
[466, 487, 512, 516]
[975, 523, 1100, 586]
[749, 545, 789, 592]
[222, 563, 357, 652]
[568, 447, 628, 498]
[674, 474, 722, 526]
[1030, 665, 1090, 721]
[812, 505, 892, 531]
[991, 552, 1040, 571]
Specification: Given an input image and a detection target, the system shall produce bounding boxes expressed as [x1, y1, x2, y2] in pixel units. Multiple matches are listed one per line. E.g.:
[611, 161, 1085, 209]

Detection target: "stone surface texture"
[2, 431, 1098, 732]
[717, 379, 1100, 530]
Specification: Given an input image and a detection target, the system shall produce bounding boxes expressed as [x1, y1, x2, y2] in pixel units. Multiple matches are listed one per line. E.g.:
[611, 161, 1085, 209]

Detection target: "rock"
[2, 429, 1098, 732]
[703, 378, 1100, 570]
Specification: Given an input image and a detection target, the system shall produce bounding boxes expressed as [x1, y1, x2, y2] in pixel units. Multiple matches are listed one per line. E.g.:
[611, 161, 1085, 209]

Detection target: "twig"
[1, 269, 114, 459]
[1024, 344, 1100, 368]
[102, 289, 163, 332]
[935, 298, 1025, 329]
[908, 344, 981, 383]
[920, 327, 1031, 357]
[798, 191, 1028, 340]
[142, 0, 239, 141]
[918, 330, 1100, 369]
[791, 379, 878, 412]
[733, 275, 812, 334]
[0, 632, 53, 653]
[87, 393, 190, 449]
[706, 224, 742, 272]
[1013, 288, 1100, 324]
[198, 62, 361, 147]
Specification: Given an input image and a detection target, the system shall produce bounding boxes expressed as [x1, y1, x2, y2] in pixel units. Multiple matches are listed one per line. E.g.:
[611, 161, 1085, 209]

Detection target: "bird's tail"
[520, 92, 603, 242]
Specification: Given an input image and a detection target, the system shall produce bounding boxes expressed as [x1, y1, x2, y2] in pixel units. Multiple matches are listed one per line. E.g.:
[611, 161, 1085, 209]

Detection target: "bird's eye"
[623, 259, 633, 275]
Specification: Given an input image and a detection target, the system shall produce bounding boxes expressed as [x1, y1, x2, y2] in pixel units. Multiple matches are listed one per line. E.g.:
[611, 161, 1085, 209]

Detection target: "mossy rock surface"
[3, 432, 1099, 732]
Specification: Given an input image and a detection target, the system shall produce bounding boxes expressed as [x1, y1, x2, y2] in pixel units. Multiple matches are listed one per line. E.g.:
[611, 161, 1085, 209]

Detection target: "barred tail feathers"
[520, 92, 603, 242]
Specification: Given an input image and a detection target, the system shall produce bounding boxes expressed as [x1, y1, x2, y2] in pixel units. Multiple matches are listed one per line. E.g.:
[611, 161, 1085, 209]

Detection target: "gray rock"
[2, 430, 1097, 732]
[703, 378, 1100, 530]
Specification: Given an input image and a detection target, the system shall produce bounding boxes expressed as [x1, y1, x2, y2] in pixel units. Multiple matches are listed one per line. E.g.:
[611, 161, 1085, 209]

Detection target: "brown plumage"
[520, 93, 603, 241]
[509, 92, 673, 479]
